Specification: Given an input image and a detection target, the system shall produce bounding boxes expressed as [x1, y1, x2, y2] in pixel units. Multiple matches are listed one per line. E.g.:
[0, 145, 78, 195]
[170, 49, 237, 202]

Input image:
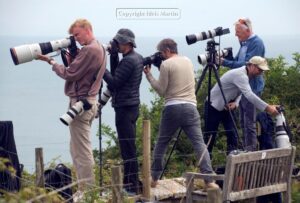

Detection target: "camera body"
[198, 47, 233, 65]
[143, 52, 163, 69]
[60, 99, 92, 126]
[104, 40, 119, 55]
[10, 36, 77, 65]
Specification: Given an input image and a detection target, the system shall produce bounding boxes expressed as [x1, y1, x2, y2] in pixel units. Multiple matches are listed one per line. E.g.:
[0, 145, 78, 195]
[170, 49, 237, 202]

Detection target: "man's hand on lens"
[37, 54, 54, 65]
[265, 105, 280, 116]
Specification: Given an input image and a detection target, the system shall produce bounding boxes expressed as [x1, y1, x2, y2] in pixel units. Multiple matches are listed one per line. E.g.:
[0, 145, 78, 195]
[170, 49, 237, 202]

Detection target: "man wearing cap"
[218, 17, 266, 152]
[103, 28, 143, 195]
[205, 56, 278, 155]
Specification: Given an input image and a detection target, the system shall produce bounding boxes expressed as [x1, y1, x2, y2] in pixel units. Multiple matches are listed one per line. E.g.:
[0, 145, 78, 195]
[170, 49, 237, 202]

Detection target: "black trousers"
[204, 101, 238, 155]
[115, 105, 140, 193]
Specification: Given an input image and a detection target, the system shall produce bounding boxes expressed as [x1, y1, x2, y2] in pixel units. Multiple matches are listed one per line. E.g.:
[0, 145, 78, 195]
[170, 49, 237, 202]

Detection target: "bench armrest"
[185, 172, 225, 181]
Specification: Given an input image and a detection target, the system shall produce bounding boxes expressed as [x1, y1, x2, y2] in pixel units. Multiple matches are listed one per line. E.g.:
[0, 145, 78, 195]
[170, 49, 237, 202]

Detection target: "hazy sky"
[1, 0, 299, 37]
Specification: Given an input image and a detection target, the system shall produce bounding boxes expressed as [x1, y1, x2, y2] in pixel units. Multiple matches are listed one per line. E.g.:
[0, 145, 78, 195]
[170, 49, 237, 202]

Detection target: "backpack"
[44, 163, 73, 202]
[256, 112, 275, 150]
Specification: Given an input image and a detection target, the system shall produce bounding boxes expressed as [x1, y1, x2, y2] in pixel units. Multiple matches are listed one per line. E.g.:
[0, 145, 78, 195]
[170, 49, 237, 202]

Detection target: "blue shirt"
[222, 34, 265, 95]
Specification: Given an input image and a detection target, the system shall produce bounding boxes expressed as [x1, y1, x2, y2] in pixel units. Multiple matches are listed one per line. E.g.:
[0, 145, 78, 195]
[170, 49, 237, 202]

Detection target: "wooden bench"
[185, 147, 296, 203]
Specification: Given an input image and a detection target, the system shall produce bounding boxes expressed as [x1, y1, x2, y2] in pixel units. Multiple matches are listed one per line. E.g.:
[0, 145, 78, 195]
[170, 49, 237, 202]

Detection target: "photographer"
[37, 19, 106, 201]
[144, 38, 219, 190]
[103, 28, 143, 195]
[218, 17, 265, 151]
[205, 56, 279, 155]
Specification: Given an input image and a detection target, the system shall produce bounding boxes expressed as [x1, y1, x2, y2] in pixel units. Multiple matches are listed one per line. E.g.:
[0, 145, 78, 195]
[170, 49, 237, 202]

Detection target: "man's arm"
[103, 58, 134, 90]
[144, 64, 169, 97]
[234, 75, 268, 111]
[222, 37, 265, 69]
[51, 47, 93, 81]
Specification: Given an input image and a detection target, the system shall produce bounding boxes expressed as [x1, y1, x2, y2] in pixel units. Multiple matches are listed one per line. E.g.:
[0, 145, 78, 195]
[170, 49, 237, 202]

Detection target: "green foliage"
[0, 158, 16, 177]
[0, 186, 64, 203]
[292, 180, 300, 203]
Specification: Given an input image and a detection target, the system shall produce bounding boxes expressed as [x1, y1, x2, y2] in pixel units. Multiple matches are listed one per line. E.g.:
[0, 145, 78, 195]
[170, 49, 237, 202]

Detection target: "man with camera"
[206, 56, 279, 154]
[144, 38, 219, 190]
[37, 19, 106, 201]
[103, 28, 144, 195]
[218, 17, 266, 152]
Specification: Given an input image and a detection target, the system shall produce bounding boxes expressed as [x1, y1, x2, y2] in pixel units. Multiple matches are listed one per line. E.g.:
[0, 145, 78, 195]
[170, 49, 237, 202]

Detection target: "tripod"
[98, 82, 103, 195]
[160, 40, 240, 179]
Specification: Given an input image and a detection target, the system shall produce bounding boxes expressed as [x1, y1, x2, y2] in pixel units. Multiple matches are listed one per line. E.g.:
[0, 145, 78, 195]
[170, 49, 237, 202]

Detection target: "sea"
[0, 35, 299, 173]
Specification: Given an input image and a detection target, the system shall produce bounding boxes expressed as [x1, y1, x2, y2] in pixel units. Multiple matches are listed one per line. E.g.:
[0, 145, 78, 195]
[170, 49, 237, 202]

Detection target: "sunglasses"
[238, 19, 249, 28]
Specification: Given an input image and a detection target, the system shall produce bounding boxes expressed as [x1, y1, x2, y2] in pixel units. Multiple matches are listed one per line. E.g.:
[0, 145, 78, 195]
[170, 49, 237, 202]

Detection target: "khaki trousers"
[69, 98, 97, 190]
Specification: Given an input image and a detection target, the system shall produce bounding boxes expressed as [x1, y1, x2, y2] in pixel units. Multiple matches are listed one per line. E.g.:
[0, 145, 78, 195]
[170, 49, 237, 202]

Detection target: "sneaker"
[73, 190, 84, 203]
[203, 182, 219, 192]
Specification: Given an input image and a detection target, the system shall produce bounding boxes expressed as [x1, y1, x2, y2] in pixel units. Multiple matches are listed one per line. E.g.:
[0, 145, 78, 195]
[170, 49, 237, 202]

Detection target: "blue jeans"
[151, 103, 214, 183]
[240, 95, 257, 151]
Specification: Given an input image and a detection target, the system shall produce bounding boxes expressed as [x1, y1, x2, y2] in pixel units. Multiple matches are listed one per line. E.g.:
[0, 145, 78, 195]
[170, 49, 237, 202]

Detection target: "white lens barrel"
[100, 89, 111, 105]
[50, 38, 71, 51]
[275, 135, 291, 148]
[197, 54, 208, 65]
[60, 114, 73, 126]
[275, 113, 291, 148]
[11, 43, 42, 64]
[10, 37, 72, 65]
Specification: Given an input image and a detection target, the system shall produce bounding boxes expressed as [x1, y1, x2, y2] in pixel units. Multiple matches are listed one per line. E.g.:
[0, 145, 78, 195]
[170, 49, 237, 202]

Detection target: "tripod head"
[197, 40, 219, 66]
[206, 40, 219, 64]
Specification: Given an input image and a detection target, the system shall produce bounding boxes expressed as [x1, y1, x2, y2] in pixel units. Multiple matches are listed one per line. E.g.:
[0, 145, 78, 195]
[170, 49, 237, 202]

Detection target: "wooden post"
[185, 174, 194, 203]
[207, 188, 222, 203]
[35, 147, 44, 187]
[111, 166, 123, 203]
[142, 120, 151, 200]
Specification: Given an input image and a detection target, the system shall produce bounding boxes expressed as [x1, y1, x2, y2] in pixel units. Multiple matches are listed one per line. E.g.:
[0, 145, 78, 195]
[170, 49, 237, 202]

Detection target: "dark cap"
[113, 28, 136, 48]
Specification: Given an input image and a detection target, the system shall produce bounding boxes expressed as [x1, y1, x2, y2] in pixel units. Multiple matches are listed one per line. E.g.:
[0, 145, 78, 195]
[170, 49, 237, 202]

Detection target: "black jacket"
[104, 50, 143, 108]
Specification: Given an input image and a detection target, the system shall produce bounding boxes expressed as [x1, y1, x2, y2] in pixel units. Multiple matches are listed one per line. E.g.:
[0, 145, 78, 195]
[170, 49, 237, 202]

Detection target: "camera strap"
[87, 42, 107, 96]
[74, 42, 106, 101]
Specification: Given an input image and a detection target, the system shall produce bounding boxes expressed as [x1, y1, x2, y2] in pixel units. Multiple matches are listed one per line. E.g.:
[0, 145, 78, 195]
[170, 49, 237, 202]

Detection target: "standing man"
[144, 38, 219, 190]
[206, 56, 279, 154]
[219, 17, 265, 151]
[37, 19, 106, 201]
[103, 28, 143, 195]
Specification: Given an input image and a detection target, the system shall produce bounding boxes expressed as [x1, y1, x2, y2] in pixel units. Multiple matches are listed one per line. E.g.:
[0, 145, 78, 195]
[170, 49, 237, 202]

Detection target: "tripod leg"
[98, 83, 103, 195]
[159, 129, 182, 180]
[195, 65, 209, 94]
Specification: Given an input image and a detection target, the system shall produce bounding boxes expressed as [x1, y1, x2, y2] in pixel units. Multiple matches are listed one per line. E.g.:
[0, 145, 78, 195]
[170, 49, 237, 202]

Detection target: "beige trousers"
[69, 98, 97, 190]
